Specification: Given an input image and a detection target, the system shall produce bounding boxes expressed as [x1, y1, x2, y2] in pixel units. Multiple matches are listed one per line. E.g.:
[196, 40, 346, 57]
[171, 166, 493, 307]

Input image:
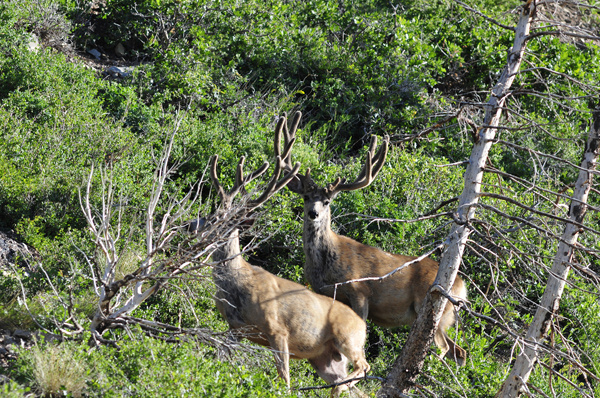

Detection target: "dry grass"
[29, 342, 89, 397]
[114, 249, 144, 281]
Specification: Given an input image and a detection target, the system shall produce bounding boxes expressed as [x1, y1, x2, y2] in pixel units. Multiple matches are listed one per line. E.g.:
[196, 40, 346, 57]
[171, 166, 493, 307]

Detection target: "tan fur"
[279, 114, 467, 365]
[302, 217, 467, 366]
[205, 115, 370, 396]
[213, 246, 370, 396]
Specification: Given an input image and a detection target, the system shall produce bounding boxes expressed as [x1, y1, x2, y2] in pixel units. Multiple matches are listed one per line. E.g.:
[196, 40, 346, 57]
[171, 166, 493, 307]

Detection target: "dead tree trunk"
[496, 102, 600, 397]
[377, 2, 537, 396]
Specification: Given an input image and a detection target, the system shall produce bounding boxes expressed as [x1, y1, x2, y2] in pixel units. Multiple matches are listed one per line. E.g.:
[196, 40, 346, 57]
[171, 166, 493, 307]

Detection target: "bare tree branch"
[377, 2, 538, 395]
[454, 0, 517, 31]
[497, 98, 599, 397]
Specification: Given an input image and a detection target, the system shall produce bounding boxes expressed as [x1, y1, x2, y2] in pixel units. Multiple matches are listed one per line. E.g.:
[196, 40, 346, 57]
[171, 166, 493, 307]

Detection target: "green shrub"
[12, 335, 315, 397]
[0, 379, 30, 398]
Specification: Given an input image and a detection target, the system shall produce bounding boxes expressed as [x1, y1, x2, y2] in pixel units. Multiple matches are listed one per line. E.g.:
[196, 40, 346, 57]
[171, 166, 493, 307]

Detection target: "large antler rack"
[210, 119, 301, 211]
[274, 111, 320, 194]
[275, 111, 389, 196]
[325, 135, 389, 195]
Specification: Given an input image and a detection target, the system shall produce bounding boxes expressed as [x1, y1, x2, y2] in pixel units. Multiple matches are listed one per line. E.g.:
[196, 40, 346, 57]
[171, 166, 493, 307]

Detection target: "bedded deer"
[277, 111, 467, 366]
[194, 116, 370, 396]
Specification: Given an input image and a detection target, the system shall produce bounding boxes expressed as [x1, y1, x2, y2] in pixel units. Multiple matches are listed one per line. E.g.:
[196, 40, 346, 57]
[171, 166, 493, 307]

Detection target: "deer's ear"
[286, 175, 304, 194]
[326, 190, 340, 201]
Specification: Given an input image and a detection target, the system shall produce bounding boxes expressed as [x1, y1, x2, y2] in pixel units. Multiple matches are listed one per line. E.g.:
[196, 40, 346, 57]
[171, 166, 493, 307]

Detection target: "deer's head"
[276, 112, 389, 224]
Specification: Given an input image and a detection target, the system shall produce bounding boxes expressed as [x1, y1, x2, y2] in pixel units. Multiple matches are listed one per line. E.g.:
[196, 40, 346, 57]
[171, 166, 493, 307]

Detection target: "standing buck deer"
[278, 111, 467, 366]
[194, 115, 370, 396]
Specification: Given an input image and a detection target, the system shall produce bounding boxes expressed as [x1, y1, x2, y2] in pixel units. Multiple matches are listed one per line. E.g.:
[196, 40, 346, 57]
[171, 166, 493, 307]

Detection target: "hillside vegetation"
[1, 0, 599, 396]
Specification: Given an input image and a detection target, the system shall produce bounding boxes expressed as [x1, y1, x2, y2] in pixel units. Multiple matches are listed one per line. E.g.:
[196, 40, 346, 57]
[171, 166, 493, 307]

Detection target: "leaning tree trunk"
[496, 103, 600, 397]
[377, 2, 538, 396]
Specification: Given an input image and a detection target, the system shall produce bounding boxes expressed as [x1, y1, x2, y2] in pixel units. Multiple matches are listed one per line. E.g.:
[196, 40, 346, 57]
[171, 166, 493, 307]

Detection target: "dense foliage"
[1, 0, 599, 396]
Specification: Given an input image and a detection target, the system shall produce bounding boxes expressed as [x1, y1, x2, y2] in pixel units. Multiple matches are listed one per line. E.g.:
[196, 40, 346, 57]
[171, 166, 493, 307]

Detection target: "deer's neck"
[211, 228, 253, 328]
[302, 210, 339, 290]
[212, 230, 247, 273]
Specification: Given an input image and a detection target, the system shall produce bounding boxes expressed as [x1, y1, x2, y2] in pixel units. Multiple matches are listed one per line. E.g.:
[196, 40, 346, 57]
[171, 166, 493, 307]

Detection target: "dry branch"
[377, 2, 537, 395]
[496, 99, 600, 397]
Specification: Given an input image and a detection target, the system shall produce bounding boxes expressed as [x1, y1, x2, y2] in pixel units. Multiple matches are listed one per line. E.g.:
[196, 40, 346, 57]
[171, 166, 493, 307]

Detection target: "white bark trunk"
[377, 2, 537, 395]
[497, 105, 600, 397]
[85, 127, 181, 340]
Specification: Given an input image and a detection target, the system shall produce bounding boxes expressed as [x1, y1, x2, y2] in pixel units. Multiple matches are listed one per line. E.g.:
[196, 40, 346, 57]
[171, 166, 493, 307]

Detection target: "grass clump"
[20, 342, 92, 398]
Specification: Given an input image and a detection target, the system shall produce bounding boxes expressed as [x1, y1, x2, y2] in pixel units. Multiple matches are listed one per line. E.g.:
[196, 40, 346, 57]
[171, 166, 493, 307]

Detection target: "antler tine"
[351, 135, 379, 183]
[243, 161, 270, 186]
[351, 135, 388, 183]
[275, 111, 302, 171]
[210, 155, 228, 203]
[370, 134, 389, 178]
[274, 160, 301, 192]
[279, 136, 297, 165]
[273, 114, 286, 159]
[232, 157, 270, 199]
[287, 111, 302, 144]
[326, 177, 344, 192]
[329, 135, 389, 194]
[247, 157, 300, 209]
[212, 153, 272, 209]
[285, 112, 301, 168]
[250, 110, 302, 206]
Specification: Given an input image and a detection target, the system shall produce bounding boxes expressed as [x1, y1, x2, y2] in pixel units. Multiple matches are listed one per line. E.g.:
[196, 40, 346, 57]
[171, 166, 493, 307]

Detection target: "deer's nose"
[308, 210, 318, 220]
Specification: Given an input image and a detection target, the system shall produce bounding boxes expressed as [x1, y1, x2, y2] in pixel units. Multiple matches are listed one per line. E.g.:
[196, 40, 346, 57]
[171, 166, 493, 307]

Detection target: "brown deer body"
[211, 227, 370, 395]
[201, 115, 370, 396]
[279, 112, 467, 366]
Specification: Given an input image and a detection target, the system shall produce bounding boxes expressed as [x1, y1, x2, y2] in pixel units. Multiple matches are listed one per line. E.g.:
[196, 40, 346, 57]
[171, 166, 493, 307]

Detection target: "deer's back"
[305, 234, 465, 327]
[217, 261, 365, 359]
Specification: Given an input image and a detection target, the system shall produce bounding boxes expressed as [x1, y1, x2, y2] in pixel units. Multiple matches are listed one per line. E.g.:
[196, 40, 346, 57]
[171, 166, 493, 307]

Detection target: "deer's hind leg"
[435, 305, 466, 366]
[330, 326, 370, 397]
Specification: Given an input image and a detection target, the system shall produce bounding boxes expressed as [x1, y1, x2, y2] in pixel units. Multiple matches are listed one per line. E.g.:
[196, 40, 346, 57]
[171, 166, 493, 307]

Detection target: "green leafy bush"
[1, 0, 599, 396]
